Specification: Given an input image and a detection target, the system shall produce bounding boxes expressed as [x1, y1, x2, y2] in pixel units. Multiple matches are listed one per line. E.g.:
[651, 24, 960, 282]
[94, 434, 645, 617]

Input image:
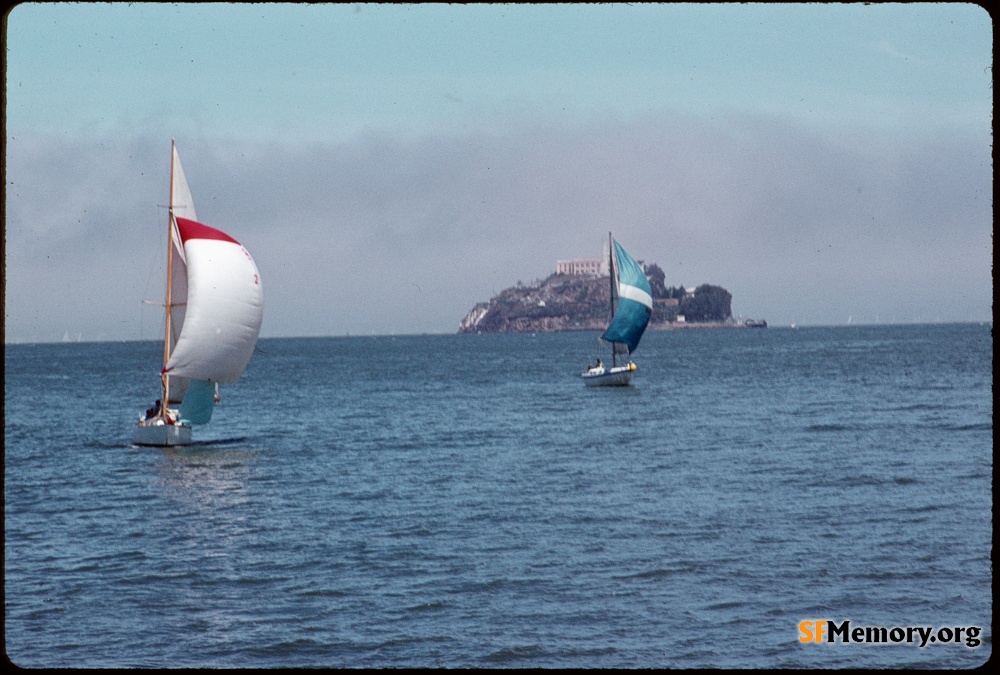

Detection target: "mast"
[607, 232, 616, 318]
[160, 140, 176, 418]
[608, 231, 617, 366]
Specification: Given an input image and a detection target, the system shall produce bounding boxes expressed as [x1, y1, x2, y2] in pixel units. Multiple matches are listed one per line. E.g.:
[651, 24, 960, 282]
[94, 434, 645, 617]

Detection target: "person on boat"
[587, 359, 603, 373]
[145, 400, 161, 419]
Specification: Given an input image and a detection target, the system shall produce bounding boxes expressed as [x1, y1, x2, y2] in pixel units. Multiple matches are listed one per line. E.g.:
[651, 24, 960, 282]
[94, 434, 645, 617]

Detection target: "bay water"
[4, 323, 992, 668]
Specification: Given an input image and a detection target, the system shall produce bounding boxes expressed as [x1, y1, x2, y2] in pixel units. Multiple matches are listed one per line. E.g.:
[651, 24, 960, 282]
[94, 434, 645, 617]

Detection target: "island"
[460, 262, 764, 334]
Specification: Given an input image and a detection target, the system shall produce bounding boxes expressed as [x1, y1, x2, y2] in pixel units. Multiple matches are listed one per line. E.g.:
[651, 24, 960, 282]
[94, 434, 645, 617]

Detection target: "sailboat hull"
[133, 421, 194, 446]
[582, 365, 635, 387]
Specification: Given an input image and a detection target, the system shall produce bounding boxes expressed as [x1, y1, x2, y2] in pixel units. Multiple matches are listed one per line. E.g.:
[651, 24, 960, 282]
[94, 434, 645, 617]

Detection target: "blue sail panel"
[601, 239, 652, 353]
[603, 297, 651, 353]
[178, 379, 216, 424]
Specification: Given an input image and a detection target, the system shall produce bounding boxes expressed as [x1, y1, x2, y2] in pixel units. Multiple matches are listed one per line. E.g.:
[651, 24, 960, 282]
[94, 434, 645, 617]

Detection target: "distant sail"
[601, 238, 652, 354]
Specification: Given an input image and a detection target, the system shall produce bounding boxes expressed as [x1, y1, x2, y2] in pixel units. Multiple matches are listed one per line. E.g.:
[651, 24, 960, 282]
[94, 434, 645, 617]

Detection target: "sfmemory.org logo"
[799, 620, 983, 648]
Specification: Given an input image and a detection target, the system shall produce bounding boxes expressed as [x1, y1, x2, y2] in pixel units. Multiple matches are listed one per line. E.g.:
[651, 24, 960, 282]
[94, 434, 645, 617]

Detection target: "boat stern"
[582, 364, 634, 387]
[133, 419, 194, 446]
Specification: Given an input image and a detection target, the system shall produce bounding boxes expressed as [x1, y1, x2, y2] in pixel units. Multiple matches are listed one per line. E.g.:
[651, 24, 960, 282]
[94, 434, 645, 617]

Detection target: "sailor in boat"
[587, 358, 604, 374]
[141, 399, 181, 426]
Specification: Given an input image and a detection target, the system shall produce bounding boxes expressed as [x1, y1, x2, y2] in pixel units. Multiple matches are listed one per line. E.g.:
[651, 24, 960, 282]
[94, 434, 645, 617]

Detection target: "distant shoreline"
[459, 319, 764, 335]
[5, 321, 992, 346]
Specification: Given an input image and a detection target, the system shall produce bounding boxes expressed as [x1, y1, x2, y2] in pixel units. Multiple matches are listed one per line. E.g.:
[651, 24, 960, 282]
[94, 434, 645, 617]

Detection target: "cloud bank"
[4, 111, 992, 343]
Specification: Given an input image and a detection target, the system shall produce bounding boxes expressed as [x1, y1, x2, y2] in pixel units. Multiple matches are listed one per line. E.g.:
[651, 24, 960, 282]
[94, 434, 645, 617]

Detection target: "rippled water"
[4, 324, 992, 667]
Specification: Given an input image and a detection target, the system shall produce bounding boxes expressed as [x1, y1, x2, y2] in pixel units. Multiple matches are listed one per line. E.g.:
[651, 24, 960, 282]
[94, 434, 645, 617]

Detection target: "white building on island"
[555, 257, 607, 276]
[556, 239, 611, 276]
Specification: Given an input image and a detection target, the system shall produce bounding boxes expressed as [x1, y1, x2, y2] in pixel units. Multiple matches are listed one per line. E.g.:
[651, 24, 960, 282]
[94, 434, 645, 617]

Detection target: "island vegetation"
[459, 262, 745, 334]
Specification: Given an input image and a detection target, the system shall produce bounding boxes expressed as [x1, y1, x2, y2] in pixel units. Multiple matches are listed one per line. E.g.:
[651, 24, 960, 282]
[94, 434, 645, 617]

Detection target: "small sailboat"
[582, 233, 652, 387]
[134, 141, 264, 446]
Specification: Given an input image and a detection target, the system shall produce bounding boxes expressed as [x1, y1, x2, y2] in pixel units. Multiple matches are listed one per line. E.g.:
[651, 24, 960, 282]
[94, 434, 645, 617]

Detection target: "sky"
[4, 2, 993, 343]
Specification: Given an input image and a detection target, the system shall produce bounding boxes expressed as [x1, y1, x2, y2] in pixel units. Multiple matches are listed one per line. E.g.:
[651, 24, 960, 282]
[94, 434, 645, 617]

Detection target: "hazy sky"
[4, 2, 993, 342]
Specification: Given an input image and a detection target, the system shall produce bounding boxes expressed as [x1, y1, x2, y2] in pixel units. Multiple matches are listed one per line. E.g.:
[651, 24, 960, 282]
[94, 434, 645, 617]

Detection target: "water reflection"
[155, 443, 261, 515]
[149, 444, 276, 661]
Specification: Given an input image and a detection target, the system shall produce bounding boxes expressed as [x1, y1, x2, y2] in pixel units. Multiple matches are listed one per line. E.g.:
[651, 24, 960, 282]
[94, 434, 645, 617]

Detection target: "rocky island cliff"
[459, 263, 757, 334]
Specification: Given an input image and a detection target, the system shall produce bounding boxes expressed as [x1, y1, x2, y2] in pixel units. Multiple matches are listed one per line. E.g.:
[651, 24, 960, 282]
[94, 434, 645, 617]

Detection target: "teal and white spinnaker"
[602, 238, 652, 354]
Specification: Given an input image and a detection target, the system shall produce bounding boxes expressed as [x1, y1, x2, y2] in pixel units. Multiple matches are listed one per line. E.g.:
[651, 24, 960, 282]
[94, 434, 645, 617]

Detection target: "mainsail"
[164, 143, 194, 403]
[601, 237, 652, 355]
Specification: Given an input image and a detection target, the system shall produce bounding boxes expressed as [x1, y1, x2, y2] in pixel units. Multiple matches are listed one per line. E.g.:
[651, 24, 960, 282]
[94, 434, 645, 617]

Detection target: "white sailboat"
[134, 141, 264, 446]
[582, 233, 653, 387]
